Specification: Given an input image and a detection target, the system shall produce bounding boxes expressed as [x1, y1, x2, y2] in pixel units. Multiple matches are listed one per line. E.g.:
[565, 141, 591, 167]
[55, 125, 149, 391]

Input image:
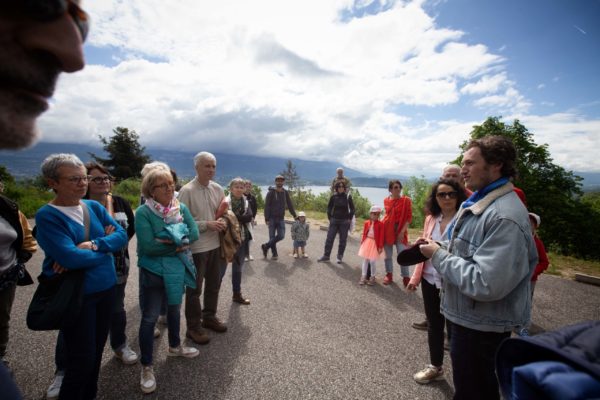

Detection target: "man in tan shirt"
[178, 152, 228, 343]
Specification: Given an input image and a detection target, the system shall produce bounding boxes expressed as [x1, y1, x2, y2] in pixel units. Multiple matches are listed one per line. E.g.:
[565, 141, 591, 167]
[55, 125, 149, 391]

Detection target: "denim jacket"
[431, 182, 538, 332]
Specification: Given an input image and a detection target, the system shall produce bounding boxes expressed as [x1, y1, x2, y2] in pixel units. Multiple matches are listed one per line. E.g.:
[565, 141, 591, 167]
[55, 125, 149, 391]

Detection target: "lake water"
[259, 185, 390, 206]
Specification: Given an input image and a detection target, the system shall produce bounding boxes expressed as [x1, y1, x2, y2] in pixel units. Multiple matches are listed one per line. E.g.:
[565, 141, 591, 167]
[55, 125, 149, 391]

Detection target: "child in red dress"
[358, 206, 385, 285]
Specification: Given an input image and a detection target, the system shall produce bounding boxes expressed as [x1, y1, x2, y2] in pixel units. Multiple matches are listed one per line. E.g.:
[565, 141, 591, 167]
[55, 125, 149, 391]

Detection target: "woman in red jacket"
[358, 206, 384, 285]
[382, 180, 412, 286]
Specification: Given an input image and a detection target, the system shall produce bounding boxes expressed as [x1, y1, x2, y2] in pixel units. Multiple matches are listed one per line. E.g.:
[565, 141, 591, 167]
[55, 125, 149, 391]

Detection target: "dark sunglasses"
[7, 0, 89, 42]
[436, 191, 458, 199]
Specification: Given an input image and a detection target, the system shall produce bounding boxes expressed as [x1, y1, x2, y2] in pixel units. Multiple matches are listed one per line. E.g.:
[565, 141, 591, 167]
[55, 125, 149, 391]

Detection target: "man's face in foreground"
[0, 1, 87, 149]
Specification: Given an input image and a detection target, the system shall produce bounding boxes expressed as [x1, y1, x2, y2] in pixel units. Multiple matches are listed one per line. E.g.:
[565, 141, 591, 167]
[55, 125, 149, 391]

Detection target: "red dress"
[382, 196, 412, 246]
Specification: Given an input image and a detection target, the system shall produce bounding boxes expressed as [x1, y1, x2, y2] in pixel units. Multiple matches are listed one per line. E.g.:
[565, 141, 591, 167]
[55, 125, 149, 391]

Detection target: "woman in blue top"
[136, 166, 200, 394]
[35, 154, 127, 400]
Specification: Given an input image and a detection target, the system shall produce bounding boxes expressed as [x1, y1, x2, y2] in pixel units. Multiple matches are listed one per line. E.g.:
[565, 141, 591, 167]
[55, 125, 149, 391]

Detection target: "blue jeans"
[221, 239, 247, 293]
[323, 218, 351, 258]
[139, 269, 182, 366]
[265, 219, 285, 256]
[59, 286, 115, 400]
[449, 321, 510, 400]
[384, 242, 408, 276]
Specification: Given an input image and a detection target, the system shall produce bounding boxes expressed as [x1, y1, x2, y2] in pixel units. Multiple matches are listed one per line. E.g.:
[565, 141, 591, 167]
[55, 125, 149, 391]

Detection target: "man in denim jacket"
[420, 135, 538, 400]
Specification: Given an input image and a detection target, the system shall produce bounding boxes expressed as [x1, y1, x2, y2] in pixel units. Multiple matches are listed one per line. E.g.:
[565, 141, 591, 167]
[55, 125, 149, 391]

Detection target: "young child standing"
[358, 206, 385, 285]
[291, 211, 310, 258]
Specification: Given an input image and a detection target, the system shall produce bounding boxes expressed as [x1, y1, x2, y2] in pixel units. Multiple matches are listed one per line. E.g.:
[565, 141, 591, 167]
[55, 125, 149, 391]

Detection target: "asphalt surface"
[6, 221, 600, 399]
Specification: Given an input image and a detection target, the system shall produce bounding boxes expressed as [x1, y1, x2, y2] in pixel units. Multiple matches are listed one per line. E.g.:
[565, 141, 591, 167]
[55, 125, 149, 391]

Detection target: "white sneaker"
[157, 315, 167, 325]
[114, 344, 138, 365]
[293, 253, 298, 258]
[414, 365, 444, 384]
[302, 253, 308, 258]
[248, 255, 254, 261]
[167, 345, 199, 358]
[140, 365, 156, 394]
[46, 373, 64, 400]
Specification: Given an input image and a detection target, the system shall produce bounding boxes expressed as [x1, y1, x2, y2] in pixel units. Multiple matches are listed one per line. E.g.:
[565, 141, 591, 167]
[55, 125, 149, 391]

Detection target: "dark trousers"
[221, 239, 247, 294]
[449, 321, 510, 400]
[265, 219, 285, 256]
[185, 248, 226, 330]
[0, 284, 16, 359]
[421, 279, 445, 367]
[323, 218, 350, 258]
[59, 286, 115, 400]
[139, 269, 181, 366]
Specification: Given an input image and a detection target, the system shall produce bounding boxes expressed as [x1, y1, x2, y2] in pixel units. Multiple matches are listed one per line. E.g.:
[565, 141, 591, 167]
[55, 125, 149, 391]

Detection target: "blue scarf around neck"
[461, 177, 510, 209]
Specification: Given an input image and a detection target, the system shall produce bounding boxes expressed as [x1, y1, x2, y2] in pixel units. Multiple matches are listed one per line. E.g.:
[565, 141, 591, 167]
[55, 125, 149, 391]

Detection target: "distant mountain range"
[0, 142, 402, 187]
[2, 142, 600, 191]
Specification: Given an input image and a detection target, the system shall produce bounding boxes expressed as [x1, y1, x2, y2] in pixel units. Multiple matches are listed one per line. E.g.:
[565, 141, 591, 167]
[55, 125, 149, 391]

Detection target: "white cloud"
[35, 0, 600, 177]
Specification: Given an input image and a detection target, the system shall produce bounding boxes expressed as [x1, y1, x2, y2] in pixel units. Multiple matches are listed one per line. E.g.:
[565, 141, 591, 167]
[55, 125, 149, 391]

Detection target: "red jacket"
[361, 219, 384, 249]
[532, 235, 549, 281]
[383, 196, 412, 245]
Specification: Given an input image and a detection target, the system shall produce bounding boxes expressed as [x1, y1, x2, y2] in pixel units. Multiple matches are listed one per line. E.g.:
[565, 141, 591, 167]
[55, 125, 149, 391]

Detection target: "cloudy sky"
[39, 0, 600, 176]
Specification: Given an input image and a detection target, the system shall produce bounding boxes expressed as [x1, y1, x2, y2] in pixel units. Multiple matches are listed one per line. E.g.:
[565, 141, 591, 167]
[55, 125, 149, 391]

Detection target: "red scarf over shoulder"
[382, 196, 412, 245]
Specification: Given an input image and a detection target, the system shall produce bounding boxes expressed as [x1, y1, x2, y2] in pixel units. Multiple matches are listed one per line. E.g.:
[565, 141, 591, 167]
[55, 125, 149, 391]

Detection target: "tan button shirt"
[178, 178, 225, 253]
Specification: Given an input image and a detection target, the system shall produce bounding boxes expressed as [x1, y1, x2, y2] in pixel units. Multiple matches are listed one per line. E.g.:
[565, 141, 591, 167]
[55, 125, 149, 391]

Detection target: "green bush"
[112, 178, 141, 208]
[3, 182, 53, 218]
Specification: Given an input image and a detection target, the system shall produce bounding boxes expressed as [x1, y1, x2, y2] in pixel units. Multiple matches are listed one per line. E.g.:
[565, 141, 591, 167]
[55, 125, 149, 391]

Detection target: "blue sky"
[36, 0, 600, 176]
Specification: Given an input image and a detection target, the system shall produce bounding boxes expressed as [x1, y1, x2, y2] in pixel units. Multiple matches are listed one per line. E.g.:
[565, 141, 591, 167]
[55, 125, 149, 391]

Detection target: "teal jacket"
[135, 203, 199, 305]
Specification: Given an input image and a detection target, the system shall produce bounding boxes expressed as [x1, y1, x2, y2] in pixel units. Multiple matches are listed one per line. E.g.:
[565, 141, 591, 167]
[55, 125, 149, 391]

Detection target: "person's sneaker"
[336, 256, 342, 264]
[167, 345, 199, 358]
[202, 318, 228, 333]
[317, 256, 330, 262]
[302, 253, 308, 258]
[114, 344, 138, 365]
[383, 272, 393, 285]
[403, 276, 411, 287]
[186, 329, 210, 345]
[412, 319, 429, 331]
[154, 326, 161, 338]
[359, 276, 366, 285]
[157, 314, 167, 325]
[271, 255, 278, 260]
[140, 365, 156, 394]
[248, 255, 254, 261]
[413, 365, 444, 384]
[293, 253, 298, 259]
[261, 244, 268, 258]
[46, 373, 64, 400]
[367, 276, 376, 286]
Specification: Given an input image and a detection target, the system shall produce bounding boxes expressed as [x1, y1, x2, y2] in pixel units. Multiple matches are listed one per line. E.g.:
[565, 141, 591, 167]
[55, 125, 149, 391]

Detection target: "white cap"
[369, 205, 382, 213]
[528, 212, 541, 227]
[298, 211, 306, 217]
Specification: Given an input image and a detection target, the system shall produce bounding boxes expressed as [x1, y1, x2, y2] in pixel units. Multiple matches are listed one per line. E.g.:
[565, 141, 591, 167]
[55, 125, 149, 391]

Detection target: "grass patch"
[547, 253, 600, 280]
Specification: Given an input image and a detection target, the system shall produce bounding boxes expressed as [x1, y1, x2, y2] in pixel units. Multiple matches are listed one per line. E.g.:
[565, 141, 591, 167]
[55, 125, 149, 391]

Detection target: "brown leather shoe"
[185, 329, 211, 345]
[233, 293, 250, 305]
[201, 318, 228, 333]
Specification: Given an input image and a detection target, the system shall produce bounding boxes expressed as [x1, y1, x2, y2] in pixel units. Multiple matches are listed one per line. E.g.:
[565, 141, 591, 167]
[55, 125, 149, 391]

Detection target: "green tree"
[0, 165, 15, 188]
[403, 176, 431, 229]
[455, 116, 600, 259]
[280, 159, 300, 190]
[90, 127, 151, 181]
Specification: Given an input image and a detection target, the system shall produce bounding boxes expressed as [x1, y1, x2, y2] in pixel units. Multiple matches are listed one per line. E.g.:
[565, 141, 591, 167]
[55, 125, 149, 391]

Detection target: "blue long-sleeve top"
[35, 200, 128, 294]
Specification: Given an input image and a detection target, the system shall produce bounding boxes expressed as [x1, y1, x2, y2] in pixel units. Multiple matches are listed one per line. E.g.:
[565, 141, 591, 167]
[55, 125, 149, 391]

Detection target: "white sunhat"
[528, 212, 541, 227]
[369, 205, 382, 213]
[298, 211, 306, 217]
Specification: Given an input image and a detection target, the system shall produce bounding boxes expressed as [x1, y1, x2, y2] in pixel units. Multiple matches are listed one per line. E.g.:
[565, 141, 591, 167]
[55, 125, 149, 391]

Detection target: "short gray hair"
[41, 153, 85, 180]
[193, 151, 216, 168]
[443, 164, 461, 173]
[141, 161, 169, 178]
[229, 177, 245, 189]
[141, 168, 172, 199]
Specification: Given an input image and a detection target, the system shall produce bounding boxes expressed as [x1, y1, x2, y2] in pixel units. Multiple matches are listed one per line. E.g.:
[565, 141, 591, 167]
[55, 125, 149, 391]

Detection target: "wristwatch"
[90, 240, 98, 252]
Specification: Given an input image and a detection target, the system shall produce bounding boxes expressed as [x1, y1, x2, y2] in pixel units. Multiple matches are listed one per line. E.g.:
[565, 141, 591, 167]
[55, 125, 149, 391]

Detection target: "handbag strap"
[80, 201, 90, 242]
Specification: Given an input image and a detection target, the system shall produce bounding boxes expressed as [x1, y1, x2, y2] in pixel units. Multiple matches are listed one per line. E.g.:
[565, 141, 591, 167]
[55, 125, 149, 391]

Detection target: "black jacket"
[327, 192, 355, 220]
[264, 187, 296, 221]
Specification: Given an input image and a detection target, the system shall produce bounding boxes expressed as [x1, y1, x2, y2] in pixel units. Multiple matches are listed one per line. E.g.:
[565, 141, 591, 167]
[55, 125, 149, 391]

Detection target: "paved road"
[6, 222, 600, 399]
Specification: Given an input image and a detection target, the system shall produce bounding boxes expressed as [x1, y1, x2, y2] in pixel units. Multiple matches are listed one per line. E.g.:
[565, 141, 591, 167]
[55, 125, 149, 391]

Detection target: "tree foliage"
[402, 175, 431, 230]
[456, 116, 600, 259]
[280, 159, 300, 190]
[90, 127, 151, 181]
